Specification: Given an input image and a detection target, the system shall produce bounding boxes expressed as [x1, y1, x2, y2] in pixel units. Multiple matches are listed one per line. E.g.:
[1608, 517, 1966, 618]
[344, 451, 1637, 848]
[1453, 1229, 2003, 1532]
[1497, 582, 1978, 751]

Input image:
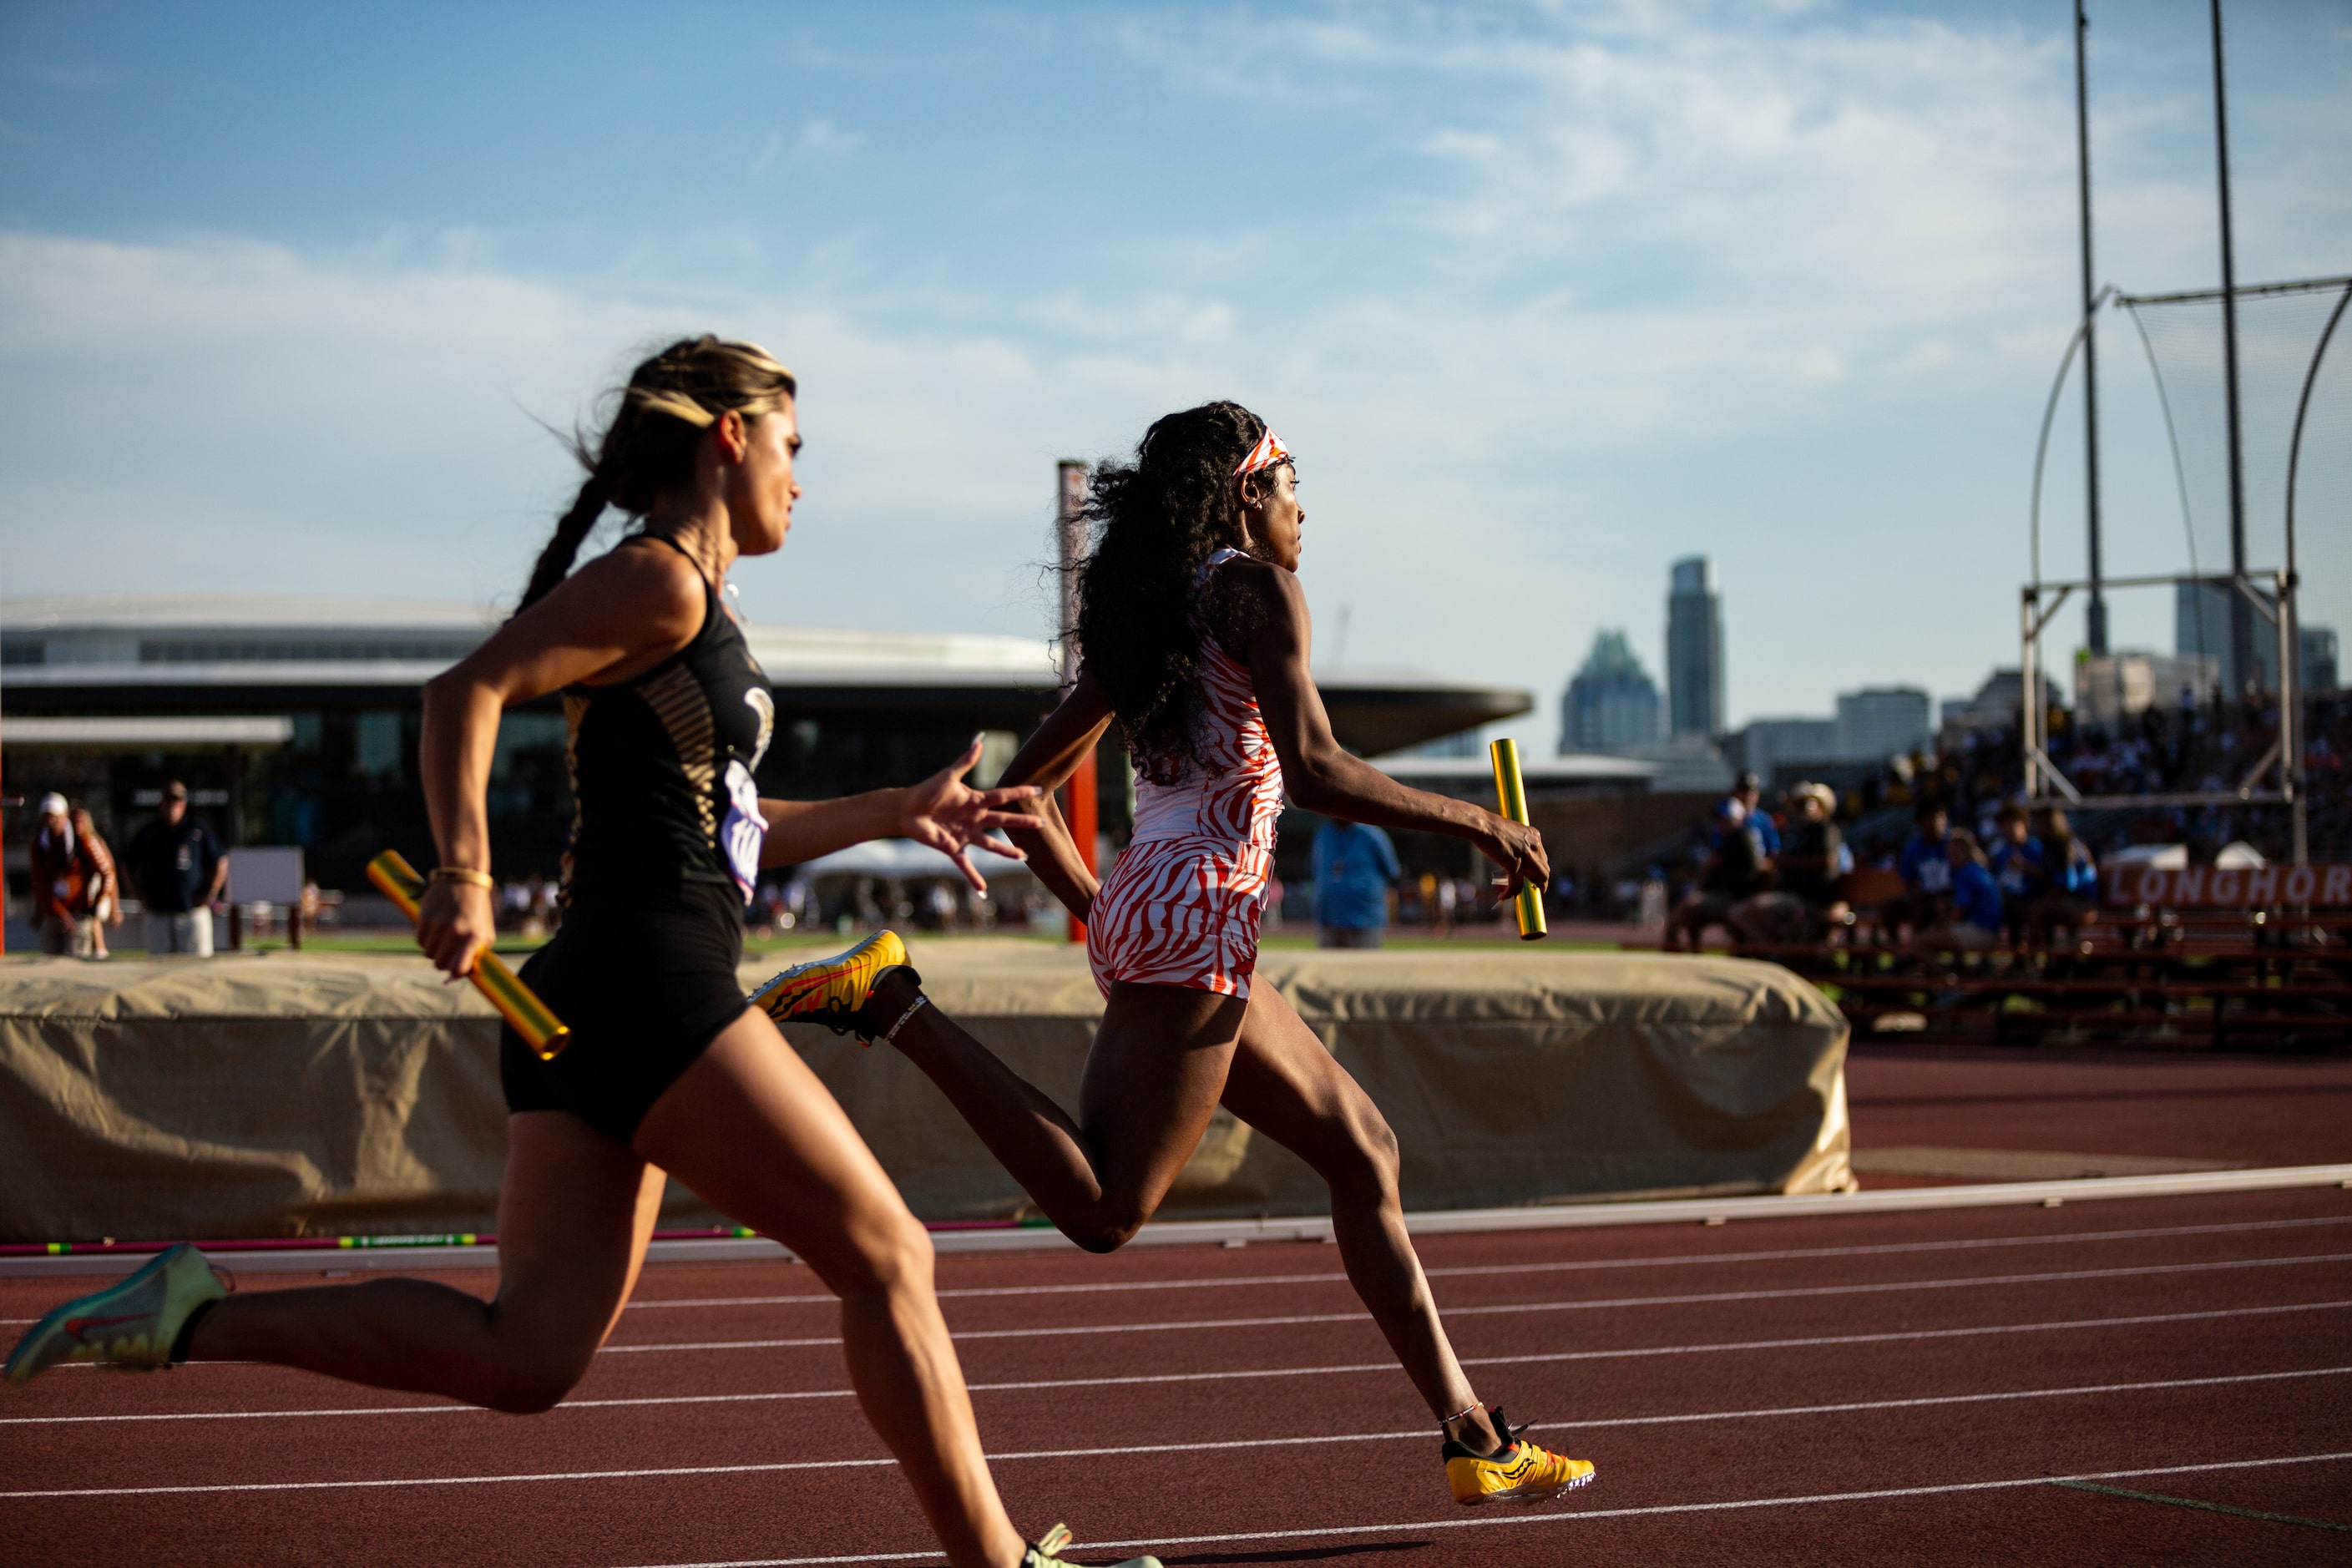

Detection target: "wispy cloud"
[2, 3, 2345, 722]
[30, 61, 120, 89]
[800, 117, 863, 155]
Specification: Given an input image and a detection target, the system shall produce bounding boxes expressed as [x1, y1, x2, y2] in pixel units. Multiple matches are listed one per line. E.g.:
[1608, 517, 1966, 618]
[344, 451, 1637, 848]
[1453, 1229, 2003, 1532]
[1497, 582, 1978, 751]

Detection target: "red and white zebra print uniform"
[1086, 549, 1285, 999]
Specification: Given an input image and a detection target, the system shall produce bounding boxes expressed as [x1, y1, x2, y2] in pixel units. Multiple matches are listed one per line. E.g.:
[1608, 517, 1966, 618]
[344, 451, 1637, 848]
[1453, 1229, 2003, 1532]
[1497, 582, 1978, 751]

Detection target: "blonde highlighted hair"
[518, 336, 797, 610]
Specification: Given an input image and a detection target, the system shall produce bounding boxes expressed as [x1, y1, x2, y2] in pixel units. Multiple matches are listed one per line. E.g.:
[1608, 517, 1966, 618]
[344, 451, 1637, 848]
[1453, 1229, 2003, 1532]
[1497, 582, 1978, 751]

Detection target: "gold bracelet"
[429, 866, 496, 888]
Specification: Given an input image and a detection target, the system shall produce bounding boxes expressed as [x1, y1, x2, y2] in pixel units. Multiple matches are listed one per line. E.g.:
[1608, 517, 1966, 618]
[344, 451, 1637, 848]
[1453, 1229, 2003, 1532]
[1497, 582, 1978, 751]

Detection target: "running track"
[6, 1187, 2351, 1565]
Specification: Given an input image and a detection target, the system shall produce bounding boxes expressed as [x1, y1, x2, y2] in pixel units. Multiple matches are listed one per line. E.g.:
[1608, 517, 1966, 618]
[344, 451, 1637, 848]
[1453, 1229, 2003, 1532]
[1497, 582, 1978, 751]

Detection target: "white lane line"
[6, 1367, 2343, 1500]
[10, 1297, 2345, 1427]
[596, 1250, 2352, 1353]
[635, 1450, 2352, 1565]
[10, 1214, 2341, 1324]
[621, 1214, 2352, 1310]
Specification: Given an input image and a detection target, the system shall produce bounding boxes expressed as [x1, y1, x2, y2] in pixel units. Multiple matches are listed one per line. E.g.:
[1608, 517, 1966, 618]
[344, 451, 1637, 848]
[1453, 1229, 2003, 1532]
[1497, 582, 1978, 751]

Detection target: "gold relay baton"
[1487, 738, 1548, 941]
[367, 850, 571, 1060]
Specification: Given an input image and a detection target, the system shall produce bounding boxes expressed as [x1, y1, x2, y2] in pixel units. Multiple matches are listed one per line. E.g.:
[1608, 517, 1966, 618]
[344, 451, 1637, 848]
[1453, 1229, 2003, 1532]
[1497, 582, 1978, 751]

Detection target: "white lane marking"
[9, 1297, 2345, 1427]
[6, 1367, 2344, 1500]
[632, 1450, 2352, 1565]
[620, 1214, 2352, 1309]
[595, 1250, 2352, 1352]
[10, 1214, 2341, 1324]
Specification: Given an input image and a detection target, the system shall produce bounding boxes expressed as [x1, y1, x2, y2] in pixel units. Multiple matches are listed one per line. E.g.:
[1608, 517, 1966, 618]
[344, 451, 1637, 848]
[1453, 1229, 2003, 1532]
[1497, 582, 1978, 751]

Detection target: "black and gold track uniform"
[501, 535, 776, 1141]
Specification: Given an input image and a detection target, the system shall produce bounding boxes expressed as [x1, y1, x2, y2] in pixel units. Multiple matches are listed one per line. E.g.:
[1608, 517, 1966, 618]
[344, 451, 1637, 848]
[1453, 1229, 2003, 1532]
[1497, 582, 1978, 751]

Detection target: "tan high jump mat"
[0, 942, 1849, 1242]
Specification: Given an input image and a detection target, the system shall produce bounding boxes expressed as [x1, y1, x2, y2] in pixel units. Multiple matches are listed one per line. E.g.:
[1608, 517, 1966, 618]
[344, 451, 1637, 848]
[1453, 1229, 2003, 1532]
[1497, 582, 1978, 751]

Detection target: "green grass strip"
[2051, 1478, 2352, 1533]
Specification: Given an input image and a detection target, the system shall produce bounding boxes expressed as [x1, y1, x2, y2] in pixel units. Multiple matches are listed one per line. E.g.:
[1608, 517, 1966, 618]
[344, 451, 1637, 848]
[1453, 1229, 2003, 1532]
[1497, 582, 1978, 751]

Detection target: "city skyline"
[0, 3, 2346, 733]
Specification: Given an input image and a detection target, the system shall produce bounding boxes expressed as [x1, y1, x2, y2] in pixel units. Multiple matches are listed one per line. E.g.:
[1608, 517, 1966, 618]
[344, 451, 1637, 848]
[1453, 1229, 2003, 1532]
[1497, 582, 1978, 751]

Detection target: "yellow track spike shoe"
[6, 1243, 230, 1384]
[1444, 1408, 1595, 1505]
[749, 930, 918, 1043]
[1022, 1523, 1162, 1568]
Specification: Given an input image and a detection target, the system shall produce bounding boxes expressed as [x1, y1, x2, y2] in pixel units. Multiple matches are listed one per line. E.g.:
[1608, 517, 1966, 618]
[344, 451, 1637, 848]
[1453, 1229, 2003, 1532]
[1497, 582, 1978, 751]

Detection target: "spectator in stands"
[1309, 816, 1401, 948]
[1665, 792, 1768, 950]
[1987, 802, 2045, 944]
[126, 781, 227, 958]
[28, 793, 114, 959]
[1888, 800, 1953, 943]
[1912, 828, 2002, 952]
[1730, 771, 1780, 857]
[1731, 782, 1845, 943]
[2028, 806, 2100, 946]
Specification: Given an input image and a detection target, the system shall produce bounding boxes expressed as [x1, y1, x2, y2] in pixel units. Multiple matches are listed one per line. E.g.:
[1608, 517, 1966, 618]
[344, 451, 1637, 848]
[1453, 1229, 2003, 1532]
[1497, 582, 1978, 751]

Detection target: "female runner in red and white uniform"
[866, 402, 1596, 1505]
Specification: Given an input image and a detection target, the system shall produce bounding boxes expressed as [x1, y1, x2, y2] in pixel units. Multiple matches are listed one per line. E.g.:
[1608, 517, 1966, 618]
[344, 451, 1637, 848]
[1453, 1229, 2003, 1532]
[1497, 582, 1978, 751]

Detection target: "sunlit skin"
[873, 445, 1563, 1468]
[182, 396, 1051, 1568]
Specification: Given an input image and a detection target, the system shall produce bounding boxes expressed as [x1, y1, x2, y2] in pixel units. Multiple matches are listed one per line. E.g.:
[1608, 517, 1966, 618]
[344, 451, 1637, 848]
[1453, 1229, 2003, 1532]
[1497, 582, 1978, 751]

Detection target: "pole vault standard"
[1055, 458, 1098, 943]
[2281, 281, 2349, 867]
[2209, 0, 2254, 701]
[2074, 0, 2108, 656]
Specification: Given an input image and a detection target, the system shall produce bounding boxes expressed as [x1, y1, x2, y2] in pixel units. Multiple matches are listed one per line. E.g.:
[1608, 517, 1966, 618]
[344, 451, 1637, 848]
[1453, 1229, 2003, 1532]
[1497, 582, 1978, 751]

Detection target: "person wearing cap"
[1730, 783, 1846, 944]
[1662, 776, 1773, 951]
[27, 793, 114, 959]
[127, 781, 227, 957]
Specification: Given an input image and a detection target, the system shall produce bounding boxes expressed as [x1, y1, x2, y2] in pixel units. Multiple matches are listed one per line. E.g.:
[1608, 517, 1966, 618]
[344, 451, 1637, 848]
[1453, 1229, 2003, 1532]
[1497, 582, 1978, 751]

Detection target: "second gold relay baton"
[1487, 738, 1548, 941]
[367, 850, 571, 1060]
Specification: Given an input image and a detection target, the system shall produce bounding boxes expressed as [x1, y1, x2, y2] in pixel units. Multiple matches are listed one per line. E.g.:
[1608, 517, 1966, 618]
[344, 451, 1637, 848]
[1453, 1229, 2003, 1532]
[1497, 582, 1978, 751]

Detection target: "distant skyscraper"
[2176, 581, 2338, 696]
[2304, 625, 2339, 694]
[1560, 629, 1662, 754]
[1666, 556, 1724, 741]
[1835, 686, 1934, 762]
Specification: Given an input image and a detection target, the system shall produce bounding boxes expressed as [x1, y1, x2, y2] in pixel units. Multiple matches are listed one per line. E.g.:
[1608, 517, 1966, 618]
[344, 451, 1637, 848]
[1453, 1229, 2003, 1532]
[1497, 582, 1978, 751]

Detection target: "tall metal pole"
[2075, 0, 2108, 655]
[2209, 0, 2253, 701]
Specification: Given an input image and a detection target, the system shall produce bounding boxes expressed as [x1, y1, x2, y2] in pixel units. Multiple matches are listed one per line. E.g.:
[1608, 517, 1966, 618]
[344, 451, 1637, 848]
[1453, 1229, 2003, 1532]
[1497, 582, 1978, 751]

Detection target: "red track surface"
[1845, 1044, 2352, 1168]
[7, 1186, 2352, 1565]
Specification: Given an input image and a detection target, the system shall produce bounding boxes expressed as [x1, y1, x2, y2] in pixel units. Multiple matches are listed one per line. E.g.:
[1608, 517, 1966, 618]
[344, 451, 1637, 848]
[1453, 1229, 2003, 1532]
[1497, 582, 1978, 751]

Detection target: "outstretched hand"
[900, 734, 1042, 893]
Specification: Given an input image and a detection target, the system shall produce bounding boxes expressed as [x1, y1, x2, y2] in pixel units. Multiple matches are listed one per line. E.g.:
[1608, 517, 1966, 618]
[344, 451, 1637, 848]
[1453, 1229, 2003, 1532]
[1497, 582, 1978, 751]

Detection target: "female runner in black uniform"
[5, 336, 1159, 1568]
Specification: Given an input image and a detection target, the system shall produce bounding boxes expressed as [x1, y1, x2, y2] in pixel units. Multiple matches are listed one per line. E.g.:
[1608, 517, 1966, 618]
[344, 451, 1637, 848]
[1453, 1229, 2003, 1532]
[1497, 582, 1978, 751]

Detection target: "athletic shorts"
[1085, 837, 1270, 1000]
[500, 880, 749, 1143]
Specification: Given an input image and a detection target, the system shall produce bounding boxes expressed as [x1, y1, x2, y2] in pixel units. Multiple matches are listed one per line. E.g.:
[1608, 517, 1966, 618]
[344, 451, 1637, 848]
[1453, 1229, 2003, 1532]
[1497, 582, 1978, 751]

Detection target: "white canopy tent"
[792, 837, 1032, 883]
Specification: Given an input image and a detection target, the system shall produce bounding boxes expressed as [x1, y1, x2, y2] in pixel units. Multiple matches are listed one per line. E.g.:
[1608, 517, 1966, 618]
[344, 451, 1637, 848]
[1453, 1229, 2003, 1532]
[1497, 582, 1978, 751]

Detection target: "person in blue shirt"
[1732, 772, 1781, 857]
[1889, 800, 1951, 943]
[1986, 803, 2045, 943]
[2028, 805, 2101, 945]
[1310, 817, 1402, 948]
[1913, 828, 2003, 952]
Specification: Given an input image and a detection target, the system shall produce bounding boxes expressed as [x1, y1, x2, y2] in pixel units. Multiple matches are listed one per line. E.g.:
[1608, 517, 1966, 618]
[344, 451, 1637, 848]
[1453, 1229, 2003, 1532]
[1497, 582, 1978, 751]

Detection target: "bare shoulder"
[1203, 557, 1308, 667]
[552, 539, 705, 637]
[1220, 557, 1307, 622]
[489, 536, 707, 685]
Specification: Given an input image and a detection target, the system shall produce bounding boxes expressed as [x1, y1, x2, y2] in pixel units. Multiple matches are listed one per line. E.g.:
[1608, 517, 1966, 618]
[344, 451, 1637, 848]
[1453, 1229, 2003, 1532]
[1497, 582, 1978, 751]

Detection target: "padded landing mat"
[0, 943, 1847, 1241]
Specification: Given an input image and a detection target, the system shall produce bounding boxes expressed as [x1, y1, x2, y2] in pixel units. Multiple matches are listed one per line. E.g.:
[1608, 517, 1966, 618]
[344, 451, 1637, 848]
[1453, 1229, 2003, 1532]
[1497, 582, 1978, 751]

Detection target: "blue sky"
[2, 1, 2347, 738]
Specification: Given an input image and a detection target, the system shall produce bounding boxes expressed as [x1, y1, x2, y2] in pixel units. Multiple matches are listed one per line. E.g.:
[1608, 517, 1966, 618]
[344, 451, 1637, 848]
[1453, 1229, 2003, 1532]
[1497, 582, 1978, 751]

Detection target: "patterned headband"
[1233, 427, 1292, 479]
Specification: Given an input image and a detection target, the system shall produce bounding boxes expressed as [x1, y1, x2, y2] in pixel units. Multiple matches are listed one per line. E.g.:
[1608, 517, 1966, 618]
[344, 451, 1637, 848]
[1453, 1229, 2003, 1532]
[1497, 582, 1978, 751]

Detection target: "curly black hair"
[1074, 400, 1284, 781]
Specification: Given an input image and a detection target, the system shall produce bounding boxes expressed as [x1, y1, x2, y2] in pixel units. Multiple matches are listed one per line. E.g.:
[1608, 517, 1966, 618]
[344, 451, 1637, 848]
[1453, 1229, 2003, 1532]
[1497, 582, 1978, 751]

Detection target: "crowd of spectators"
[1651, 688, 2351, 952]
[1850, 690, 2352, 867]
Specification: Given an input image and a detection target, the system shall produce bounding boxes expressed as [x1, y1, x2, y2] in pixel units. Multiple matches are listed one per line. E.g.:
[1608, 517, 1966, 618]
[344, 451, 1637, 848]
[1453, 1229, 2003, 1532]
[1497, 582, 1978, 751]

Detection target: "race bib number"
[721, 760, 766, 904]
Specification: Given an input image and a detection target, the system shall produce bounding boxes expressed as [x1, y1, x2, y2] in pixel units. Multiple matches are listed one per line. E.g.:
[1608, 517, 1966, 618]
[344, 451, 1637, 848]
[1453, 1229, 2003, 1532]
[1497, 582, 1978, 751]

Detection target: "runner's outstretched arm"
[758, 735, 1039, 892]
[995, 671, 1115, 916]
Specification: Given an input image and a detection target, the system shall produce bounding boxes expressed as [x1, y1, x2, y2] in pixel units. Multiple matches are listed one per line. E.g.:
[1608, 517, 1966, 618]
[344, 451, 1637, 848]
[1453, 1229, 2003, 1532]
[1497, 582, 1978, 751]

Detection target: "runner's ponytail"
[519, 473, 610, 611]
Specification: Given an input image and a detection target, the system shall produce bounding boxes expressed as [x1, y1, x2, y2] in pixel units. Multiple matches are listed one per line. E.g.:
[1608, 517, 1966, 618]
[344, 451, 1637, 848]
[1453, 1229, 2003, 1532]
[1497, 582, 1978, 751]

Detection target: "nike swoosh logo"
[63, 1313, 143, 1338]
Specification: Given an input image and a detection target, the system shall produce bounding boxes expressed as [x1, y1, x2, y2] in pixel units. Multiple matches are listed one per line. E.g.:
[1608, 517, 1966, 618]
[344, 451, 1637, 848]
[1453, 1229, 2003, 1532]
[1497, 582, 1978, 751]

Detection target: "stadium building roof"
[0, 595, 1530, 755]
